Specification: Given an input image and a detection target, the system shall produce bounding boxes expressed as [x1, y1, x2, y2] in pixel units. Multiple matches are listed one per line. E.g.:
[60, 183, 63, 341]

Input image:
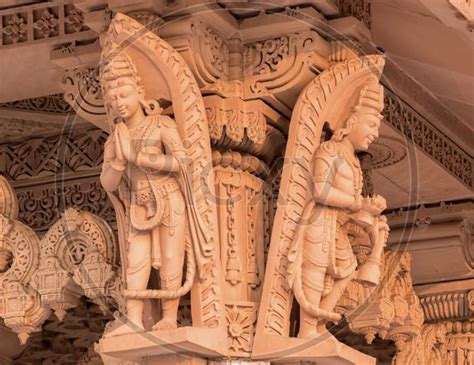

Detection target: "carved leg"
[298, 260, 327, 339]
[317, 271, 356, 332]
[153, 198, 186, 331]
[108, 232, 151, 336]
[127, 232, 152, 329]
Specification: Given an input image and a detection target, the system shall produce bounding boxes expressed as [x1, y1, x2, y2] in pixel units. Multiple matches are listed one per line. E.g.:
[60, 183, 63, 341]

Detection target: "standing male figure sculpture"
[287, 79, 390, 339]
[100, 49, 198, 334]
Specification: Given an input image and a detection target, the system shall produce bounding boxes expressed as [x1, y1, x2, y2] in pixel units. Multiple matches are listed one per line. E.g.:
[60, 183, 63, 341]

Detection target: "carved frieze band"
[0, 94, 72, 114]
[384, 88, 473, 188]
[420, 290, 474, 322]
[0, 118, 65, 143]
[16, 179, 115, 233]
[445, 320, 474, 365]
[206, 96, 267, 145]
[1, 128, 106, 182]
[0, 128, 112, 232]
[0, 1, 91, 47]
[212, 150, 270, 179]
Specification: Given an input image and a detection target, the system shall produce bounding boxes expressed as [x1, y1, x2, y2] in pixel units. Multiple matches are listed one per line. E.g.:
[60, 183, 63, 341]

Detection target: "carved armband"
[312, 141, 337, 185]
[313, 159, 332, 183]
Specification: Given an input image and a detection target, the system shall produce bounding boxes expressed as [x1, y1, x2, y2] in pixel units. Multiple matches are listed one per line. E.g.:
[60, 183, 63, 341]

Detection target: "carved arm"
[312, 156, 360, 211]
[100, 136, 126, 192]
[135, 117, 184, 173]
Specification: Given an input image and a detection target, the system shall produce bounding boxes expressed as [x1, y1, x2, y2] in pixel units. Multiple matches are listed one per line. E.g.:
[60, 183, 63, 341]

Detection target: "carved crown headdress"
[332, 79, 384, 142]
[355, 80, 384, 113]
[99, 46, 141, 91]
[99, 43, 161, 118]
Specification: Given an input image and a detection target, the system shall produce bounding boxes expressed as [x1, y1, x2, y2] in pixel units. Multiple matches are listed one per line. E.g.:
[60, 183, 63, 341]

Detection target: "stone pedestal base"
[96, 327, 228, 364]
[252, 333, 375, 364]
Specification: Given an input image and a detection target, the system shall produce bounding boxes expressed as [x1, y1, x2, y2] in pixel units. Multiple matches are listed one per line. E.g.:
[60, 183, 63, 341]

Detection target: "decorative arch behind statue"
[252, 55, 388, 363]
[98, 13, 225, 330]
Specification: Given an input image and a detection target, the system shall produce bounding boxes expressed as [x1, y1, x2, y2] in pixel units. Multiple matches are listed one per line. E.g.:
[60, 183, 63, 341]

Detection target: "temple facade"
[0, 1, 472, 364]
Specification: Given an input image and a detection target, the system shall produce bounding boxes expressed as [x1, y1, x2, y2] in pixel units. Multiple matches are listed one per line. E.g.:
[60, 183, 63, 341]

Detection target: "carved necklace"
[128, 116, 153, 154]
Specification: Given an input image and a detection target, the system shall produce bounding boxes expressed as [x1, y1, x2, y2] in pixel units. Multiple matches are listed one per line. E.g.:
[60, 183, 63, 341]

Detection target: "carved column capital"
[205, 95, 287, 165]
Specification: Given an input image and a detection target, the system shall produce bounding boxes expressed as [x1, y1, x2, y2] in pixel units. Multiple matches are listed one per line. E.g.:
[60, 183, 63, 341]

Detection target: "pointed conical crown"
[99, 45, 141, 91]
[355, 80, 384, 115]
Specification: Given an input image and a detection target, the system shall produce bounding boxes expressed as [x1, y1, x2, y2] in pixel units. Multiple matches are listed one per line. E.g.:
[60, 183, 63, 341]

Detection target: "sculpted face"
[345, 112, 381, 151]
[105, 81, 142, 120]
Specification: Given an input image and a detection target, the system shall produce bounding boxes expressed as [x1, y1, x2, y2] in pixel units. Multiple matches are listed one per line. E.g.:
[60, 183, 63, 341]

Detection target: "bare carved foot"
[152, 317, 177, 331]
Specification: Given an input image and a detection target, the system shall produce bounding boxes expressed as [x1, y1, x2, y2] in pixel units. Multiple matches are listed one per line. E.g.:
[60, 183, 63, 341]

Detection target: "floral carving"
[64, 6, 85, 33]
[2, 14, 28, 44]
[204, 26, 229, 75]
[16, 180, 115, 233]
[0, 3, 90, 48]
[245, 37, 289, 76]
[33, 9, 59, 39]
[225, 304, 257, 355]
[243, 30, 325, 98]
[61, 67, 107, 130]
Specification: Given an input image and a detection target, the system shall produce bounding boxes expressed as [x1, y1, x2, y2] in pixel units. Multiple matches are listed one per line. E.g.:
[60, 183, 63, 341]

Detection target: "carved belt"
[150, 177, 180, 197]
[130, 177, 181, 231]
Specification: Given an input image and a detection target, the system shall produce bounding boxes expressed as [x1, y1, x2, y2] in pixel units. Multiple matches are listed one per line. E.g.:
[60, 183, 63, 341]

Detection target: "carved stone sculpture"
[0, 175, 118, 346]
[97, 13, 226, 345]
[253, 55, 388, 363]
[99, 50, 190, 333]
[288, 80, 389, 339]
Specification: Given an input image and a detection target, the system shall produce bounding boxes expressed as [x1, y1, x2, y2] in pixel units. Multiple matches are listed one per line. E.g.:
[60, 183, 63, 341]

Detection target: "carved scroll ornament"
[243, 30, 329, 104]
